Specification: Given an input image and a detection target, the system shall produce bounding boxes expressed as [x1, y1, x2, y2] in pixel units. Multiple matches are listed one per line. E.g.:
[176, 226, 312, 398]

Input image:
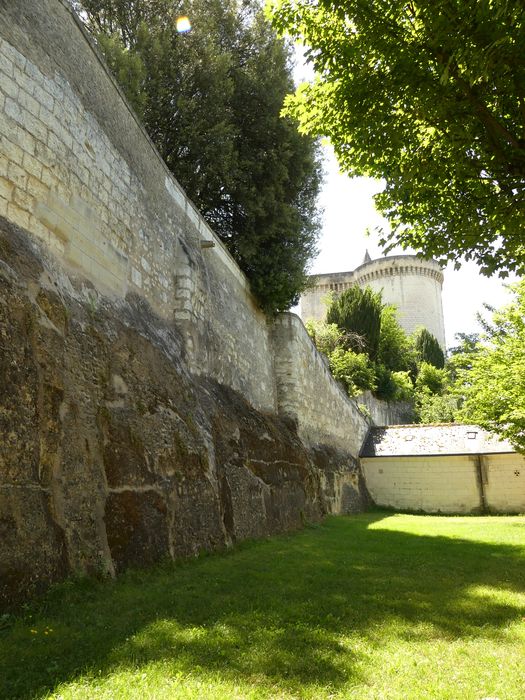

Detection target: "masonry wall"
[272, 313, 370, 454]
[361, 454, 525, 514]
[0, 0, 276, 412]
[270, 314, 374, 515]
[0, 214, 336, 610]
[358, 391, 414, 426]
[0, 0, 381, 607]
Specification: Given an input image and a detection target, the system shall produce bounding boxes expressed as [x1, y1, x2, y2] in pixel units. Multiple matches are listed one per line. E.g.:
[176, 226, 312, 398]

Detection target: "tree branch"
[452, 72, 522, 150]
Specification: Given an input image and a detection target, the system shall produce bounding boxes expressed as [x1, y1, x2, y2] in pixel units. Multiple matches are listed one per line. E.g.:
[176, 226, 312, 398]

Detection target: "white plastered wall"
[484, 453, 525, 513]
[362, 455, 481, 513]
[362, 453, 525, 514]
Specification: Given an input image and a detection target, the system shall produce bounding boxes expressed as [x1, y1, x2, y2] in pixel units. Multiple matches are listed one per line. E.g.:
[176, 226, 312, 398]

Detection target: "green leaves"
[95, 33, 147, 118]
[268, 0, 525, 276]
[328, 347, 377, 397]
[458, 281, 525, 452]
[414, 328, 445, 369]
[313, 289, 420, 403]
[326, 286, 383, 360]
[378, 305, 417, 374]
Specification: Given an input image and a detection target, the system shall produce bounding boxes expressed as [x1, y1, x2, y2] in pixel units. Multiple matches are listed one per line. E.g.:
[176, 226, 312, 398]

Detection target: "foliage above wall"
[326, 286, 382, 360]
[74, 0, 322, 314]
[268, 0, 525, 278]
[308, 287, 443, 405]
[414, 328, 445, 370]
[457, 281, 525, 453]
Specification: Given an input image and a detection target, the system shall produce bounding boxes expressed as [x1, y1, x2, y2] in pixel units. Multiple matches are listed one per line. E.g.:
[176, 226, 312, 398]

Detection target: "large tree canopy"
[74, 0, 322, 313]
[268, 0, 525, 276]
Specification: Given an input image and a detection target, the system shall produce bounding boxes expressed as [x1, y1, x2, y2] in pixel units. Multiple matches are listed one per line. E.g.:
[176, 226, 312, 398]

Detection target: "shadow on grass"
[1, 513, 524, 698]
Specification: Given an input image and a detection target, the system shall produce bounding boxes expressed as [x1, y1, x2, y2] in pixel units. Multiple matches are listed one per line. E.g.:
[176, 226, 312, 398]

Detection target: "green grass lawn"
[1, 513, 525, 700]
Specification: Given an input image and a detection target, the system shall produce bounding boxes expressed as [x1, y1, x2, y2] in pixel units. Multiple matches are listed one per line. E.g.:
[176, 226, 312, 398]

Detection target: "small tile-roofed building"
[360, 424, 525, 514]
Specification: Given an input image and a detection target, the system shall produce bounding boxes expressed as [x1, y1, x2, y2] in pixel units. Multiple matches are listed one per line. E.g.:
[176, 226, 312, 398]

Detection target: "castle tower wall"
[300, 255, 446, 349]
[353, 256, 445, 349]
[300, 271, 355, 322]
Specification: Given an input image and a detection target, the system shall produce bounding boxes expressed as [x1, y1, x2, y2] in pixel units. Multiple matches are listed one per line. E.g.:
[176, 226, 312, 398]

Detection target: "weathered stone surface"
[0, 489, 68, 604]
[105, 490, 170, 573]
[0, 217, 369, 609]
[0, 0, 376, 610]
[203, 380, 323, 541]
[310, 445, 370, 515]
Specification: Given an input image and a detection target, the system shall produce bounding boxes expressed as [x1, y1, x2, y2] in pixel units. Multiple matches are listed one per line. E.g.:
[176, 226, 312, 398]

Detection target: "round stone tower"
[352, 255, 445, 349]
[299, 254, 446, 349]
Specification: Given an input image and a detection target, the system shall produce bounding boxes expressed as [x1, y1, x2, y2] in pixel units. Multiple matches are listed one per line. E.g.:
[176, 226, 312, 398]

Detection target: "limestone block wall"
[271, 313, 372, 514]
[358, 391, 414, 426]
[361, 454, 525, 514]
[362, 455, 481, 513]
[0, 0, 386, 582]
[272, 313, 371, 455]
[0, 0, 276, 412]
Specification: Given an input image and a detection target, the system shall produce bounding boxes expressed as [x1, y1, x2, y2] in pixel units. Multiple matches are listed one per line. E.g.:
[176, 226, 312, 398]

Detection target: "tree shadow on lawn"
[1, 513, 524, 699]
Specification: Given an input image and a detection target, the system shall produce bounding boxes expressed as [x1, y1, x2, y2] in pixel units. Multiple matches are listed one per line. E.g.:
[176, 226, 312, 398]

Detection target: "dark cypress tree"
[414, 328, 445, 369]
[326, 286, 383, 361]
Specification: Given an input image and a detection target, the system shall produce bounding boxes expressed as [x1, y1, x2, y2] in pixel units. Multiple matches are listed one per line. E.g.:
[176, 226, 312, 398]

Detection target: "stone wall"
[271, 315, 413, 442]
[272, 314, 373, 515]
[0, 216, 333, 608]
[362, 455, 481, 513]
[0, 0, 378, 608]
[0, 0, 276, 412]
[272, 314, 370, 454]
[358, 391, 414, 426]
[300, 270, 352, 321]
[484, 454, 525, 513]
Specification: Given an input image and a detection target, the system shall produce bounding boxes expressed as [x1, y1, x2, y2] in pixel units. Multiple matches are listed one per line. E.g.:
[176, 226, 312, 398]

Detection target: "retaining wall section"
[0, 0, 276, 412]
[272, 313, 371, 454]
[358, 391, 414, 426]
